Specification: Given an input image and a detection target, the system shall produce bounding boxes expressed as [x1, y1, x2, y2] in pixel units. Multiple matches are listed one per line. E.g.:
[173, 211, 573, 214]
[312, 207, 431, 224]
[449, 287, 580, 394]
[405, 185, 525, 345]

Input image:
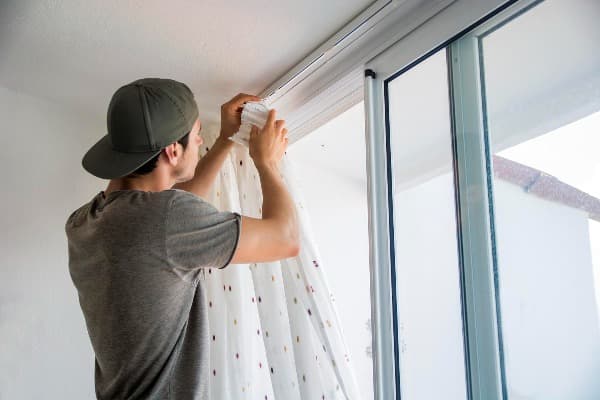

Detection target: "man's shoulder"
[65, 199, 93, 231]
[166, 189, 218, 217]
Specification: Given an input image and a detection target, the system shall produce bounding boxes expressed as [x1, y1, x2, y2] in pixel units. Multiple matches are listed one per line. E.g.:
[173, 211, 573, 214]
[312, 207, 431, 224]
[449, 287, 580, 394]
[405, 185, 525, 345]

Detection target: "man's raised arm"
[229, 110, 300, 264]
[174, 93, 260, 198]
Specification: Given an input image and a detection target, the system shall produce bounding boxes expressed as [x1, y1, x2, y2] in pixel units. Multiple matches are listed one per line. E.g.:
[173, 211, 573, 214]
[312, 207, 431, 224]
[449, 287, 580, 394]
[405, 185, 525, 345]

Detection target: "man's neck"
[105, 174, 173, 196]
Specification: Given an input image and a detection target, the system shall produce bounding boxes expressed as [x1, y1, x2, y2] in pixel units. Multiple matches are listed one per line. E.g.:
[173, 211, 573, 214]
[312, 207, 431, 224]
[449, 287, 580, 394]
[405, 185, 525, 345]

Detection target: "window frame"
[364, 0, 543, 399]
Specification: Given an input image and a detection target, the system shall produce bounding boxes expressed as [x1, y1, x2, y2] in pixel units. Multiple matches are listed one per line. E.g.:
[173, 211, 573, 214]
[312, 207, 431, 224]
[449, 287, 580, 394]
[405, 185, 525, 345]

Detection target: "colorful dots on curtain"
[313, 260, 319, 268]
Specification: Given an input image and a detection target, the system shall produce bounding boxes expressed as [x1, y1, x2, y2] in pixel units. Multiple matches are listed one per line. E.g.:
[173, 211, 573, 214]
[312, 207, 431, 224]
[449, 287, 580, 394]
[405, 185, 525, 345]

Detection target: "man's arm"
[229, 111, 300, 264]
[174, 93, 260, 198]
[174, 135, 234, 198]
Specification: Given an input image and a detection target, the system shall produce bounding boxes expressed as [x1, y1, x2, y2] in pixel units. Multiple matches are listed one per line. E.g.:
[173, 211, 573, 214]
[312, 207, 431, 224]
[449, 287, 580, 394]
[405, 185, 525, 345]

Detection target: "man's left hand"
[219, 93, 261, 139]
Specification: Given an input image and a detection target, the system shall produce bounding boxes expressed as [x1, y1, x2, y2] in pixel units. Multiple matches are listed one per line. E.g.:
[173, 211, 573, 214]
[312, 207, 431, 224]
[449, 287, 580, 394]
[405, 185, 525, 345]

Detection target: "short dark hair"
[128, 132, 191, 177]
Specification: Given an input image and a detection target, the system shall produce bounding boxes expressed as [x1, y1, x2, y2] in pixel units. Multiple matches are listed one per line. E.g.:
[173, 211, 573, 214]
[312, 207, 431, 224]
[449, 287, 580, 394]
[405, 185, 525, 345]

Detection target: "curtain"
[199, 129, 361, 399]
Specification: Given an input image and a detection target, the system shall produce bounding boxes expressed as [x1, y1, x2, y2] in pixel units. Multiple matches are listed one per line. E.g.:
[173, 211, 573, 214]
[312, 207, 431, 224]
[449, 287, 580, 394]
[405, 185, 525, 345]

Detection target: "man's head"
[82, 78, 202, 182]
[126, 117, 203, 183]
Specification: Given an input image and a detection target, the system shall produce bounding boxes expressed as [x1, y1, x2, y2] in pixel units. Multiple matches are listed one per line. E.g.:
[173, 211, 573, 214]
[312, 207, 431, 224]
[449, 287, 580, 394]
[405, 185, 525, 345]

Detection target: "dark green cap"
[82, 78, 199, 179]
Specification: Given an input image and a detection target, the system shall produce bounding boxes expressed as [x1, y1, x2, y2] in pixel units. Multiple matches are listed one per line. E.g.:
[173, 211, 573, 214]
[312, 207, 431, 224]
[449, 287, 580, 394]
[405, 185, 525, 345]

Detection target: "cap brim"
[82, 134, 162, 179]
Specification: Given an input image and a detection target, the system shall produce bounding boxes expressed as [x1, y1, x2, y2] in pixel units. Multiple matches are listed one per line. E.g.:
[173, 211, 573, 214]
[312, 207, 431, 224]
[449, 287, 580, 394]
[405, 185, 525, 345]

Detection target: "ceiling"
[0, 0, 375, 128]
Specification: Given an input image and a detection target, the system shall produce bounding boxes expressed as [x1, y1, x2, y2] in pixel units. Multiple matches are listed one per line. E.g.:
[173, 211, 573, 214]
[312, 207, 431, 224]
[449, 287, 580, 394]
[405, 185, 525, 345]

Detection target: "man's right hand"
[228, 108, 299, 266]
[249, 109, 288, 169]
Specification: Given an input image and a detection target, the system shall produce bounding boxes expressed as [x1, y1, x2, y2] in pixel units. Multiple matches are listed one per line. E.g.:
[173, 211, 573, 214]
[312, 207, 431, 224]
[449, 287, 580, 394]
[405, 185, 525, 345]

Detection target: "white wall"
[392, 169, 600, 399]
[0, 86, 102, 399]
[287, 102, 374, 399]
[493, 179, 600, 400]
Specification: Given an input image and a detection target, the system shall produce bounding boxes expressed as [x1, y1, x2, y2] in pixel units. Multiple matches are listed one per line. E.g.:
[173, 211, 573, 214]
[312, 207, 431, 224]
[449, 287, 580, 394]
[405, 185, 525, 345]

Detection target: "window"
[387, 49, 468, 399]
[364, 0, 600, 398]
[481, 0, 600, 397]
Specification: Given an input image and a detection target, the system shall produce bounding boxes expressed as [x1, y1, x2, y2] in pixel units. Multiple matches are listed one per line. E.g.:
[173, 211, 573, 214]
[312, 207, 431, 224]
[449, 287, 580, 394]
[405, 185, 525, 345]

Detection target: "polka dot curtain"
[199, 130, 361, 399]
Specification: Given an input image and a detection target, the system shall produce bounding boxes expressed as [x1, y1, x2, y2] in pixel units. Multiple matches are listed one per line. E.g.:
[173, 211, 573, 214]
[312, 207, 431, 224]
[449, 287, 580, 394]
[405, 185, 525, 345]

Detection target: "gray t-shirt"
[65, 189, 241, 399]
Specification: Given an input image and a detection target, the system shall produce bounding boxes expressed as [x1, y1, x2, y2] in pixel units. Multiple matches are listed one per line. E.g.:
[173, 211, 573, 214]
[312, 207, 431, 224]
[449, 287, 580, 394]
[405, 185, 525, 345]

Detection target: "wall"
[0, 86, 102, 399]
[493, 179, 600, 400]
[287, 102, 374, 399]
[393, 169, 600, 399]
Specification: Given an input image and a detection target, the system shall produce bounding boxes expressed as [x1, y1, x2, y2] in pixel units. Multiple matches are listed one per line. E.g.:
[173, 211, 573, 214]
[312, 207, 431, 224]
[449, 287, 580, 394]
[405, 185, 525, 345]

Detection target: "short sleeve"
[165, 191, 241, 272]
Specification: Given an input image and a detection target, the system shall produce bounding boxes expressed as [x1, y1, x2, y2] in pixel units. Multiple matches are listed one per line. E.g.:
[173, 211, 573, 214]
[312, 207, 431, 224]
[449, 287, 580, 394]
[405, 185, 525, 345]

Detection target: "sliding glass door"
[364, 0, 600, 398]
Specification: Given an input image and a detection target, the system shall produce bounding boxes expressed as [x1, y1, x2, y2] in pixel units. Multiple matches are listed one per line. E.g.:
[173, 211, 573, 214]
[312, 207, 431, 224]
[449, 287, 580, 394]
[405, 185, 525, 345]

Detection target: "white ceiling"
[0, 0, 374, 128]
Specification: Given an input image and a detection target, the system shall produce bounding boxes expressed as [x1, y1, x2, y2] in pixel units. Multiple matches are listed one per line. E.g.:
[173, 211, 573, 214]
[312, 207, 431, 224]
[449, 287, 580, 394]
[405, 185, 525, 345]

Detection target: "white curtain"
[199, 130, 361, 399]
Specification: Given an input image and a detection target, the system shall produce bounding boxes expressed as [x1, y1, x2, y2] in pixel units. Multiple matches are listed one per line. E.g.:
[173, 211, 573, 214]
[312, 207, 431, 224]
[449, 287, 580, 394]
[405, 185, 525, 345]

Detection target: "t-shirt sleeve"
[165, 191, 241, 272]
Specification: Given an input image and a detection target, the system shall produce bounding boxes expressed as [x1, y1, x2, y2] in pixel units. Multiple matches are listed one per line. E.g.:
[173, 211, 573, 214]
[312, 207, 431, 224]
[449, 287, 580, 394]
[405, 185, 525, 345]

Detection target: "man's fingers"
[275, 119, 286, 135]
[228, 93, 261, 108]
[265, 109, 277, 128]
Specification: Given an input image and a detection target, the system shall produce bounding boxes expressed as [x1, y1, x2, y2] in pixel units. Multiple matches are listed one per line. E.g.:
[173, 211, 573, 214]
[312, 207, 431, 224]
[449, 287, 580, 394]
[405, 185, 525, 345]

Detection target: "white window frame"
[365, 1, 540, 399]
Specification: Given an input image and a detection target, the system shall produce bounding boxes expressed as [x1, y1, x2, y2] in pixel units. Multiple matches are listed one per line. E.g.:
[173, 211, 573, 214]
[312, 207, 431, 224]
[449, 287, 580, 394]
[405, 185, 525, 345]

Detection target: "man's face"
[176, 118, 203, 181]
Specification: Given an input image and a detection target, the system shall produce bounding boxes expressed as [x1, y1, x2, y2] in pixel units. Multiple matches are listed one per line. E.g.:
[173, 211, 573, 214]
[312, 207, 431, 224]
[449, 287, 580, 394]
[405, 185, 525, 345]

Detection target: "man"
[65, 78, 299, 399]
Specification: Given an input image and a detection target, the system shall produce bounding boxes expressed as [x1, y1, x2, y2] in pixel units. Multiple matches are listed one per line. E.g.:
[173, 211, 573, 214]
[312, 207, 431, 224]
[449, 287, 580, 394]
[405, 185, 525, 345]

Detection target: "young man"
[65, 78, 299, 399]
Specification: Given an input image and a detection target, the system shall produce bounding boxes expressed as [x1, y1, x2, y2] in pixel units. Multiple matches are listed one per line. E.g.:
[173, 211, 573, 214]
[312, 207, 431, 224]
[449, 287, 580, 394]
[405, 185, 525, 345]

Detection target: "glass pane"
[387, 49, 468, 399]
[482, 0, 600, 398]
[288, 103, 374, 398]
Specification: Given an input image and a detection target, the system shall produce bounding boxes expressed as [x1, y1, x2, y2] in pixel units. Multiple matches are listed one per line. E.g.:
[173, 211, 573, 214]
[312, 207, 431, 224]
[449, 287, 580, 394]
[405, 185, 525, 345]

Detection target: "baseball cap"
[82, 78, 199, 179]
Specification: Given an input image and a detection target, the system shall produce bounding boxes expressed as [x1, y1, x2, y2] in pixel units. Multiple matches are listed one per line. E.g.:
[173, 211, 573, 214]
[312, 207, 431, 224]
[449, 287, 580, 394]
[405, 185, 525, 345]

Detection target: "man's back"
[65, 189, 240, 399]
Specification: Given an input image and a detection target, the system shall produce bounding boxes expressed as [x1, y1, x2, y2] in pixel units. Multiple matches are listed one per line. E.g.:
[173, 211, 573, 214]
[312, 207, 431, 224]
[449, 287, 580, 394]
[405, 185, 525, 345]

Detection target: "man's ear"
[163, 143, 181, 167]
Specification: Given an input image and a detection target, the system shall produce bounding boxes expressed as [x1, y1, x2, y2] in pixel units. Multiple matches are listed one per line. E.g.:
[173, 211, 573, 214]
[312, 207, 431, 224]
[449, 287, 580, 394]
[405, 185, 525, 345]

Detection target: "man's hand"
[249, 109, 288, 169]
[219, 93, 261, 140]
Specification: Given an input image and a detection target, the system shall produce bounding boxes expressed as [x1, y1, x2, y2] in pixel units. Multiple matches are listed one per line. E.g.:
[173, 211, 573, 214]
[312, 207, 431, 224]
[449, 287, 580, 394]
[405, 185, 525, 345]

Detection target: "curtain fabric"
[199, 130, 361, 399]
